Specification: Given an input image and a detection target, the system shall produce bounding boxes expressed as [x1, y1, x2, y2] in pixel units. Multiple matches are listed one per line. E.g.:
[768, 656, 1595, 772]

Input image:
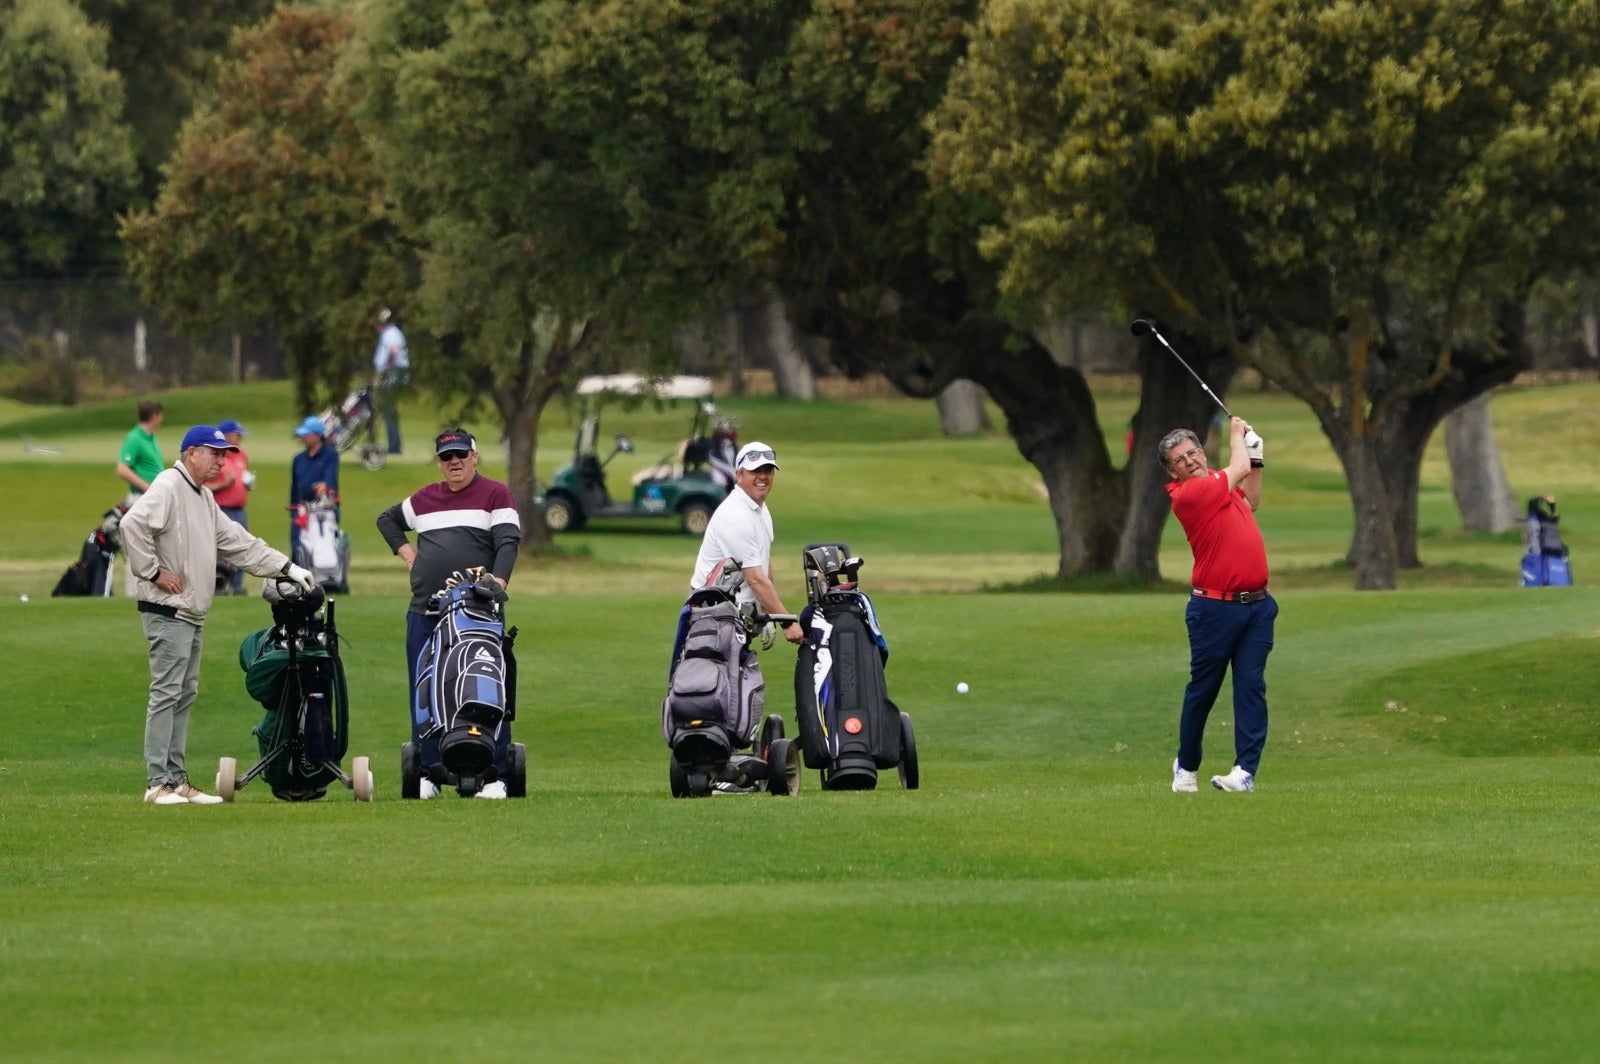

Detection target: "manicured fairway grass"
[2, 382, 1598, 1060]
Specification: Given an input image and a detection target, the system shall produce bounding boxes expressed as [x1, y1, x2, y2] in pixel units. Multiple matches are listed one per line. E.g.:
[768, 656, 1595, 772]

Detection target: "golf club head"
[1129, 318, 1154, 337]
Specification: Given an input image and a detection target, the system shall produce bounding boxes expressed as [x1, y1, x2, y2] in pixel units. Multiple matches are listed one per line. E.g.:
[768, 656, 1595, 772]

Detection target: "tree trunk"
[1336, 433, 1402, 590]
[1445, 394, 1518, 533]
[503, 402, 550, 552]
[761, 287, 816, 400]
[936, 379, 989, 437]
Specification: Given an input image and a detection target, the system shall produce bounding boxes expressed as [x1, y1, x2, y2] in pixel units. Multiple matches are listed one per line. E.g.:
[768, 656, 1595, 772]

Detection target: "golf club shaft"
[1130, 319, 1232, 418]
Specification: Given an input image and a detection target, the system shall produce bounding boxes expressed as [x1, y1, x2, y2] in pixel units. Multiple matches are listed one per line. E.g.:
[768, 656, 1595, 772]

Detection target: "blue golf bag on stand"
[793, 543, 918, 791]
[1521, 496, 1572, 587]
[402, 571, 526, 798]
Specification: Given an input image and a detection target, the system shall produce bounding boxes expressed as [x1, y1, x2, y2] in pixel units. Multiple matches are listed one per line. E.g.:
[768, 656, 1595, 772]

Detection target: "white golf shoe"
[1171, 759, 1199, 793]
[173, 782, 224, 805]
[1211, 765, 1255, 792]
[418, 777, 440, 800]
[475, 780, 508, 800]
[143, 784, 188, 806]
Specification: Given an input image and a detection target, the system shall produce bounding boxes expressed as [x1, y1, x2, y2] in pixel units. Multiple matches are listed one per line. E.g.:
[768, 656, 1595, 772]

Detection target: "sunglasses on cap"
[741, 448, 777, 463]
[437, 449, 471, 462]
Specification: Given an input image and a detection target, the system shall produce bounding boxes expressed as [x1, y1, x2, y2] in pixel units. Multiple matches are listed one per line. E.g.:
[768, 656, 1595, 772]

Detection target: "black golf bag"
[794, 544, 918, 791]
[291, 497, 350, 594]
[407, 574, 524, 797]
[1521, 496, 1572, 587]
[228, 581, 370, 802]
[51, 502, 129, 597]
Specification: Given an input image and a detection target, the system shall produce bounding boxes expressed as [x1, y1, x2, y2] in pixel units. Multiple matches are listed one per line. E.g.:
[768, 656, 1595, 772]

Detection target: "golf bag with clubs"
[661, 560, 799, 797]
[1521, 496, 1572, 587]
[219, 579, 372, 802]
[318, 386, 387, 471]
[793, 544, 918, 791]
[51, 502, 130, 597]
[291, 496, 350, 594]
[403, 569, 526, 798]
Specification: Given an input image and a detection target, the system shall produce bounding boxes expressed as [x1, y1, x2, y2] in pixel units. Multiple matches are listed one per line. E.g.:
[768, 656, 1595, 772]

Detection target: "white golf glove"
[284, 563, 316, 592]
[1243, 429, 1265, 466]
[242, 469, 257, 491]
[759, 621, 777, 650]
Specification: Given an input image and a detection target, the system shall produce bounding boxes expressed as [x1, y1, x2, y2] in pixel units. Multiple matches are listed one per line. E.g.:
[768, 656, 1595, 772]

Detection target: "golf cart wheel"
[352, 756, 373, 802]
[508, 743, 528, 798]
[217, 756, 237, 802]
[679, 500, 714, 537]
[669, 756, 690, 798]
[361, 445, 387, 471]
[766, 738, 801, 797]
[687, 770, 713, 798]
[400, 742, 420, 800]
[758, 714, 785, 757]
[543, 493, 584, 533]
[898, 712, 919, 790]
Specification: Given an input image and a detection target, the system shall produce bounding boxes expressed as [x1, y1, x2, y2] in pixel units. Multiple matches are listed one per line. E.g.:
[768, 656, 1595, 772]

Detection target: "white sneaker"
[1171, 759, 1199, 793]
[418, 777, 440, 800]
[475, 780, 508, 800]
[173, 782, 224, 805]
[143, 784, 188, 806]
[1211, 765, 1255, 792]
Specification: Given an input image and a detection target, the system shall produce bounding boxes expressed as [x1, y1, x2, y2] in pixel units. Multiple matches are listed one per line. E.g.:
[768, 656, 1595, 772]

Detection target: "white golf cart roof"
[576, 374, 714, 401]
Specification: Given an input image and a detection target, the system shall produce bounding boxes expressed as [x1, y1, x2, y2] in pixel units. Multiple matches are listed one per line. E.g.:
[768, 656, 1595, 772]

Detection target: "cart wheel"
[669, 755, 690, 798]
[687, 770, 713, 797]
[508, 743, 528, 798]
[361, 445, 387, 471]
[400, 742, 420, 799]
[898, 711, 919, 790]
[679, 500, 714, 537]
[758, 714, 785, 757]
[766, 738, 801, 797]
[352, 756, 373, 802]
[217, 756, 237, 802]
[543, 494, 582, 533]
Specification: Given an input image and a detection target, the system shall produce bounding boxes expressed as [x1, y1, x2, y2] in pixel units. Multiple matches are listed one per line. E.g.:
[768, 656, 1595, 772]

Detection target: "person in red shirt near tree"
[1160, 415, 1275, 794]
[205, 418, 255, 595]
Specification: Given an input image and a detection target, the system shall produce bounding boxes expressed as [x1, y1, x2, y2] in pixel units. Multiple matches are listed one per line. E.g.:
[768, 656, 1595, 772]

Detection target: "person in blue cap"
[289, 415, 339, 557]
[205, 418, 253, 594]
[121, 425, 315, 805]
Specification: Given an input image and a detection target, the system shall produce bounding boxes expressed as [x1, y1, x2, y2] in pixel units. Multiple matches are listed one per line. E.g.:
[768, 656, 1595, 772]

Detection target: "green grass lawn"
[1, 380, 1598, 1061]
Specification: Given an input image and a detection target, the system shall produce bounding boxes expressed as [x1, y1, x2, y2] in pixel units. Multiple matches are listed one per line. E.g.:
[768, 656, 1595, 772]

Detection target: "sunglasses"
[437, 449, 471, 462]
[741, 448, 776, 463]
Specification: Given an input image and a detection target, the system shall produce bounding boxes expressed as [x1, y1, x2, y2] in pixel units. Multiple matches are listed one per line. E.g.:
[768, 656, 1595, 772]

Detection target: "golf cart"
[539, 374, 737, 536]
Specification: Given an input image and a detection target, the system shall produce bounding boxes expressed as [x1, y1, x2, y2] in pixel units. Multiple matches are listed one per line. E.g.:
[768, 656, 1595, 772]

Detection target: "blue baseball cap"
[180, 425, 240, 453]
[217, 418, 246, 436]
[294, 415, 327, 438]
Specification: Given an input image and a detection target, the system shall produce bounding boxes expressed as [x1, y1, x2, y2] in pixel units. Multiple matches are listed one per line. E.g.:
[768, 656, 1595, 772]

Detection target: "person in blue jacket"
[289, 415, 340, 557]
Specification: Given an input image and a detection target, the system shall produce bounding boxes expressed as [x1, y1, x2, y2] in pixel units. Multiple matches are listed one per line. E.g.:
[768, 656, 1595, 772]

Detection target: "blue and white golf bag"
[1520, 496, 1572, 587]
[414, 578, 518, 784]
[793, 544, 914, 790]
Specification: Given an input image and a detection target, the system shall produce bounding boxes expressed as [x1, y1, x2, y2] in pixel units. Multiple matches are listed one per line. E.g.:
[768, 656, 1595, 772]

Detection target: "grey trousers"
[141, 612, 205, 787]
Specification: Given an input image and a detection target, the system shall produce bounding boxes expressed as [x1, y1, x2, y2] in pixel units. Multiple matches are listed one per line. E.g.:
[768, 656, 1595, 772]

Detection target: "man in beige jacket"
[121, 425, 316, 806]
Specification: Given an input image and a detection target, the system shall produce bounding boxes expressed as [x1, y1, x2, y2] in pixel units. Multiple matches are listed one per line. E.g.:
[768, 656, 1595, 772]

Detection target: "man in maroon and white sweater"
[377, 428, 521, 798]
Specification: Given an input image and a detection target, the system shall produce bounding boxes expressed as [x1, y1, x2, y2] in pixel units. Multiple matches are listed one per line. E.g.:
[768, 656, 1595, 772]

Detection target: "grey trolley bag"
[661, 560, 800, 798]
[793, 544, 918, 791]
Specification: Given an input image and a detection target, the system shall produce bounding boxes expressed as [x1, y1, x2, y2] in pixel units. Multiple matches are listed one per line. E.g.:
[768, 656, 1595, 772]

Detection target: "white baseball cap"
[735, 441, 779, 471]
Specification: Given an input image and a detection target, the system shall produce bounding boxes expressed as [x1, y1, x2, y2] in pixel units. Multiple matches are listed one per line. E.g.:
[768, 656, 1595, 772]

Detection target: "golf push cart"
[539, 375, 737, 536]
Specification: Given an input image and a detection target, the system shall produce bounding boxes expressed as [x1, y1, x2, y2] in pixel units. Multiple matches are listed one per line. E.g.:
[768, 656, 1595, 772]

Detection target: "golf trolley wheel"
[687, 770, 713, 798]
[766, 738, 801, 797]
[400, 742, 420, 800]
[898, 711, 919, 790]
[679, 500, 714, 537]
[758, 714, 785, 758]
[361, 445, 387, 471]
[352, 756, 373, 802]
[508, 743, 528, 798]
[216, 756, 237, 802]
[669, 756, 690, 798]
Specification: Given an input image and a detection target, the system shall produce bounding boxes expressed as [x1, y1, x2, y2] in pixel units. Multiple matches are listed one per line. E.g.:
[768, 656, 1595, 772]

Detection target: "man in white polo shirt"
[690, 439, 805, 645]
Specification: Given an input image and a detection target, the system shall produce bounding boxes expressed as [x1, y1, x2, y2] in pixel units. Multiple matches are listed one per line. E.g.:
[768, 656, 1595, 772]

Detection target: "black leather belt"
[1192, 587, 1270, 604]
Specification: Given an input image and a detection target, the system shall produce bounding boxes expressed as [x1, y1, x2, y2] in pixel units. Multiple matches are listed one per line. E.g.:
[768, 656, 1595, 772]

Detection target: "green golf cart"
[538, 375, 737, 536]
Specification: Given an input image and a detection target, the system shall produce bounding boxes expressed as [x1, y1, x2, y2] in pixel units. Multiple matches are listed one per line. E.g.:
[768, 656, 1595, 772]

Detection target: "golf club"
[1129, 318, 1232, 418]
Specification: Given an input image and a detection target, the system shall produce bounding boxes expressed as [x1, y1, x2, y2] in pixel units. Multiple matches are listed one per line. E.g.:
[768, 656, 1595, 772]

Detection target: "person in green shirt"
[115, 400, 165, 595]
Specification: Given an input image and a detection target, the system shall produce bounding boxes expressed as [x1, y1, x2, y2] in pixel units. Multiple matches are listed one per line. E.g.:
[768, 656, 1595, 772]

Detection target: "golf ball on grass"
[956, 682, 969, 694]
[19, 594, 28, 603]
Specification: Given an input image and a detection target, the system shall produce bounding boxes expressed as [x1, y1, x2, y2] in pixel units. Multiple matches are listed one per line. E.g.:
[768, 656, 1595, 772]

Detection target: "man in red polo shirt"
[1161, 415, 1277, 793]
